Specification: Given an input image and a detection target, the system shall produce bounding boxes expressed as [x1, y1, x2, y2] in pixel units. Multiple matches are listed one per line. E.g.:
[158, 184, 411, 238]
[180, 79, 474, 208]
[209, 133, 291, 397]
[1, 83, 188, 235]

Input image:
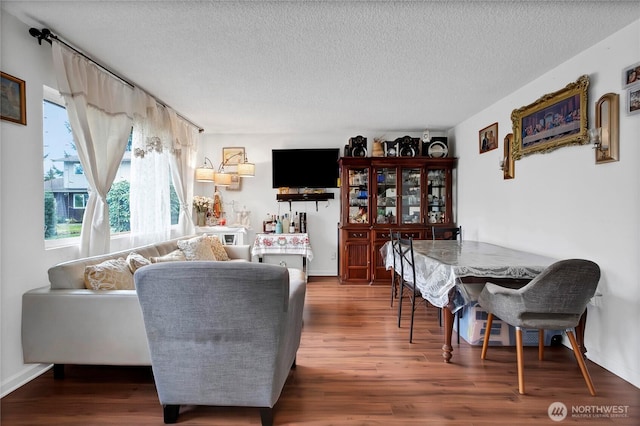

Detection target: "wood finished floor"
[2, 277, 638, 425]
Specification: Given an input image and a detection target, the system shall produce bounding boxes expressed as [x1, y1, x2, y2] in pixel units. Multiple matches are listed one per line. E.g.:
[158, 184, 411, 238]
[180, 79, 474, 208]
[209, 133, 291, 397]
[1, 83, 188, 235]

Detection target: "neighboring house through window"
[43, 85, 179, 243]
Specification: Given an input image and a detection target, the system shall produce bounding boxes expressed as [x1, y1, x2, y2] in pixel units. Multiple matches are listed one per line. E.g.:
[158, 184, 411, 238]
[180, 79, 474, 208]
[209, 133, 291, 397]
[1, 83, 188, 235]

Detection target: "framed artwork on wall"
[1, 72, 26, 125]
[511, 75, 589, 160]
[622, 61, 640, 88]
[222, 147, 246, 167]
[225, 174, 241, 191]
[479, 122, 498, 154]
[627, 84, 640, 116]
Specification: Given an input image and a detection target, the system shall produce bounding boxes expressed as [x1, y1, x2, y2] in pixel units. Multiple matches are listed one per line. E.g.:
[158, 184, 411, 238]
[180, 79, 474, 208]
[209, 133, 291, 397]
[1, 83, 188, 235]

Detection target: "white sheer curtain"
[52, 41, 135, 256]
[129, 89, 172, 246]
[168, 109, 198, 236]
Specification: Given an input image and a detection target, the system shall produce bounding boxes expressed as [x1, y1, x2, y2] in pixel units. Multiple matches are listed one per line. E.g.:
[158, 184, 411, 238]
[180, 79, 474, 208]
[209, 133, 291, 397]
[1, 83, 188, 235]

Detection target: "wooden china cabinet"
[338, 156, 457, 284]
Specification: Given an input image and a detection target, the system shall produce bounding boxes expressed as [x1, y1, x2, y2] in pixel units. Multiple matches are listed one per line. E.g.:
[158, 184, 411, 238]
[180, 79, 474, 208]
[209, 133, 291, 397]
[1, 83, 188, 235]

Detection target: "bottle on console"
[282, 214, 290, 234]
[275, 216, 283, 234]
[300, 212, 307, 233]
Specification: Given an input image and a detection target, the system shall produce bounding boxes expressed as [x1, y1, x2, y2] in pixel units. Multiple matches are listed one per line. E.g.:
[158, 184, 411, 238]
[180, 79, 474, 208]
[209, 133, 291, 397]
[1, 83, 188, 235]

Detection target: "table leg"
[442, 307, 453, 363]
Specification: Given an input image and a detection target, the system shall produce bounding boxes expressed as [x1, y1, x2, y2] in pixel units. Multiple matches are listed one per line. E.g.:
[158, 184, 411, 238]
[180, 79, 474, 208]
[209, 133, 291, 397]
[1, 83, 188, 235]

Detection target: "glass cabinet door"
[374, 167, 397, 225]
[427, 169, 447, 224]
[400, 167, 422, 225]
[347, 168, 369, 224]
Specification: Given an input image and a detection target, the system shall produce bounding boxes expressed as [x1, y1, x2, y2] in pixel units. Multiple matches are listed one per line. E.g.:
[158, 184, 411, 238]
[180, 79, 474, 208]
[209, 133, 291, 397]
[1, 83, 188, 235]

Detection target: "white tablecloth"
[382, 240, 556, 310]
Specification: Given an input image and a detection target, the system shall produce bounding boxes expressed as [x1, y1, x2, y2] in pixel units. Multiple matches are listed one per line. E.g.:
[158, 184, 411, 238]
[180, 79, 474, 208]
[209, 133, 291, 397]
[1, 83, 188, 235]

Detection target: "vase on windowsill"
[197, 211, 206, 227]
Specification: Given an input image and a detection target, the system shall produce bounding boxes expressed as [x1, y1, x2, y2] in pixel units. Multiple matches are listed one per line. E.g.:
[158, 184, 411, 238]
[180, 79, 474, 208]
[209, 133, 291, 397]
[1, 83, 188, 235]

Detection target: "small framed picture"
[622, 61, 640, 88]
[1, 71, 26, 125]
[225, 173, 242, 191]
[222, 147, 246, 166]
[627, 83, 640, 116]
[479, 122, 498, 154]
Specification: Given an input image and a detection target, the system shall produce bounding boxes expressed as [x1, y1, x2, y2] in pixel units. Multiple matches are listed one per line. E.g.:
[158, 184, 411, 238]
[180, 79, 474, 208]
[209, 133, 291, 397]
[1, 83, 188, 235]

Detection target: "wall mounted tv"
[272, 148, 340, 188]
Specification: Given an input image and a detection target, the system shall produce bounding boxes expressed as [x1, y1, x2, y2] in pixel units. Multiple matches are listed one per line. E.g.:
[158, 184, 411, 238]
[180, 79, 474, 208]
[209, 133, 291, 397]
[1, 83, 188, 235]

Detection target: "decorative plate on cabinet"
[427, 140, 448, 158]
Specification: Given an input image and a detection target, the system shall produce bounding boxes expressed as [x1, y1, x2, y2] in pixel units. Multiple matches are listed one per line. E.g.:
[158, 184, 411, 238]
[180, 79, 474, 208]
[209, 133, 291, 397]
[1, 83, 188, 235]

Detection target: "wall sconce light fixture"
[593, 93, 619, 164]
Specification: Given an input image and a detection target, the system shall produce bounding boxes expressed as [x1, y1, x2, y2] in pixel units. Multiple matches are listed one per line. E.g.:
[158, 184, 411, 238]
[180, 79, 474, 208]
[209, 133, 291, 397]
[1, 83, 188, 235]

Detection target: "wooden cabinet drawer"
[398, 230, 422, 239]
[347, 231, 369, 239]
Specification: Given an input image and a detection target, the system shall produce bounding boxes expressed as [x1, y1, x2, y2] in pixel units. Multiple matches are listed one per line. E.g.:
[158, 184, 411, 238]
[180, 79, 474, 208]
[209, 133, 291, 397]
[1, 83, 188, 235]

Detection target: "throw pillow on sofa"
[84, 258, 135, 290]
[150, 249, 187, 263]
[126, 252, 152, 273]
[178, 235, 216, 261]
[204, 235, 230, 261]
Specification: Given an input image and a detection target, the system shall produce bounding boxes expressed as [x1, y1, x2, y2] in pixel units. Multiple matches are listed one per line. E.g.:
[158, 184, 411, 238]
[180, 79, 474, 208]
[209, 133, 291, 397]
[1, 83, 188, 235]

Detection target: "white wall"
[452, 20, 640, 388]
[1, 11, 67, 396]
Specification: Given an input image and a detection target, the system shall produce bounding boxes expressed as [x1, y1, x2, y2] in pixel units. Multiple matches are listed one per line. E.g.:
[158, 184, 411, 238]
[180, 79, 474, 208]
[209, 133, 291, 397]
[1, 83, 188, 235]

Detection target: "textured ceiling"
[3, 1, 640, 135]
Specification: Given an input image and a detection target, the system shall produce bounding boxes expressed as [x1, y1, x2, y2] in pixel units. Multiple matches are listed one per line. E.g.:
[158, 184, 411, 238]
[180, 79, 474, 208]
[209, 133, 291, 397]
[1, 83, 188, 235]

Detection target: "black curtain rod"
[29, 27, 204, 133]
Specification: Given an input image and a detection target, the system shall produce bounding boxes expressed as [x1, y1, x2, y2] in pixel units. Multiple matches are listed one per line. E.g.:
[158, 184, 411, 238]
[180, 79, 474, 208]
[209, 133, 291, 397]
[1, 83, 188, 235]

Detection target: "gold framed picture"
[479, 122, 498, 154]
[1, 72, 26, 125]
[511, 75, 589, 159]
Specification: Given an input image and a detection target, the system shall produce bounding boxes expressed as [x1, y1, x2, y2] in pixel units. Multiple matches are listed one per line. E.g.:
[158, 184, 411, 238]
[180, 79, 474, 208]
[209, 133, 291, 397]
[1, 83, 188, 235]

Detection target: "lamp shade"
[237, 162, 255, 177]
[214, 172, 232, 186]
[195, 167, 215, 182]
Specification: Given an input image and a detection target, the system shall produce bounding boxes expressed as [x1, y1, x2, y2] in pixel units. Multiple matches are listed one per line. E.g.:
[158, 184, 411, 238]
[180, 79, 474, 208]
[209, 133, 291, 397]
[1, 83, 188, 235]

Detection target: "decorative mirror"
[595, 93, 619, 164]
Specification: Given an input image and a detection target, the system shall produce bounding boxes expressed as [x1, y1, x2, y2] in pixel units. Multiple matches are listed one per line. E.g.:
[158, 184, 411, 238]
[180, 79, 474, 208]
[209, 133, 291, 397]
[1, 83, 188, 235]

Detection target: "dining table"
[382, 239, 563, 363]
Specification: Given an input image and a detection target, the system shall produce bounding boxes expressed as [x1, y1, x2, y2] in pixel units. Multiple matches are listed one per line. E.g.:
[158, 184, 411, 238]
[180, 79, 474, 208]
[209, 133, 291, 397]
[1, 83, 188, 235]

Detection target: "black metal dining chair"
[389, 230, 401, 307]
[396, 235, 423, 343]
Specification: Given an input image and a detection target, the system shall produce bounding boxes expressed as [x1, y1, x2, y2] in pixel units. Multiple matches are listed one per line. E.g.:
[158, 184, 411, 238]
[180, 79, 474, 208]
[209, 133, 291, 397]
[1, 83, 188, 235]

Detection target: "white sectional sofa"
[21, 235, 306, 378]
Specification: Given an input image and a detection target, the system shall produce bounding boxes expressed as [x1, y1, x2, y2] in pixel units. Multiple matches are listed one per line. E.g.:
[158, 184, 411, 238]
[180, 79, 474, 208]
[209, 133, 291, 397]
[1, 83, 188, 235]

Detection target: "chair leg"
[567, 329, 596, 396]
[480, 313, 493, 359]
[390, 269, 395, 307]
[515, 327, 525, 394]
[397, 283, 404, 328]
[163, 405, 180, 424]
[538, 329, 545, 360]
[260, 407, 274, 426]
[409, 287, 416, 343]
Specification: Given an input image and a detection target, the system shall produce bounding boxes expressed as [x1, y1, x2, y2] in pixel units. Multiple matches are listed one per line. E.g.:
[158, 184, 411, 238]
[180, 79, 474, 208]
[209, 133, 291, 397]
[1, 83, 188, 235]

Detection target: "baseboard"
[1, 363, 51, 398]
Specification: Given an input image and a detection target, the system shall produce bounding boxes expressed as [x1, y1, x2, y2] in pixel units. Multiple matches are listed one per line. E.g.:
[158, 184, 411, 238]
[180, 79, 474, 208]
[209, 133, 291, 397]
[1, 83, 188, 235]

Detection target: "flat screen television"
[272, 148, 340, 188]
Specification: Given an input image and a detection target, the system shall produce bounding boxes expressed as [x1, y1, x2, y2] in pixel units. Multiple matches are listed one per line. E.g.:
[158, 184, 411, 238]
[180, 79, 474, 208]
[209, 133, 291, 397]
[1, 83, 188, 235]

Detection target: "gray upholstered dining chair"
[477, 259, 600, 395]
[431, 225, 461, 241]
[135, 261, 306, 425]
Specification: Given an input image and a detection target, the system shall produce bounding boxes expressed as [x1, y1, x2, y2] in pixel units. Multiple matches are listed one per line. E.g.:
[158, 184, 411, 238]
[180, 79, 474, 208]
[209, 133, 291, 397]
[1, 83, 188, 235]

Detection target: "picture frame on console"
[511, 74, 589, 159]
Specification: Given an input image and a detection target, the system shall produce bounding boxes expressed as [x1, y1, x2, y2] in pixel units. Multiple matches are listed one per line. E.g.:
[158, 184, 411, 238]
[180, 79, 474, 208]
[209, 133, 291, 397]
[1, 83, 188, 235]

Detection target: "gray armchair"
[477, 259, 600, 395]
[135, 261, 306, 425]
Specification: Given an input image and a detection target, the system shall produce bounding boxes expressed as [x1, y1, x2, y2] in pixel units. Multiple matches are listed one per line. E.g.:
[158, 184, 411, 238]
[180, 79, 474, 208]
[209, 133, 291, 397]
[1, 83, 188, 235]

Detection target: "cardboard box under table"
[454, 303, 563, 346]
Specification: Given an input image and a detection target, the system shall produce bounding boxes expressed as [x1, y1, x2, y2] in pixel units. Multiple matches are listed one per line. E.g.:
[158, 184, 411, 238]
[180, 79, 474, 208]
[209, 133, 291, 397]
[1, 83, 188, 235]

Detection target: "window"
[43, 86, 132, 240]
[73, 193, 87, 209]
[43, 86, 179, 242]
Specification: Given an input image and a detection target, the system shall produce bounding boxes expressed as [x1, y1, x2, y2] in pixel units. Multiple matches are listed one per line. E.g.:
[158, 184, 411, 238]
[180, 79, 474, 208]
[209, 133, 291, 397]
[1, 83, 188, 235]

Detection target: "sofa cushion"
[178, 235, 216, 261]
[150, 249, 187, 263]
[84, 258, 135, 290]
[205, 235, 230, 261]
[126, 252, 152, 273]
